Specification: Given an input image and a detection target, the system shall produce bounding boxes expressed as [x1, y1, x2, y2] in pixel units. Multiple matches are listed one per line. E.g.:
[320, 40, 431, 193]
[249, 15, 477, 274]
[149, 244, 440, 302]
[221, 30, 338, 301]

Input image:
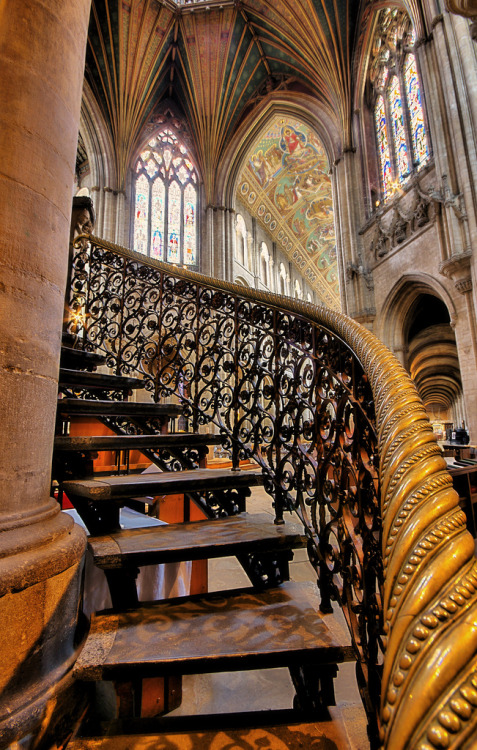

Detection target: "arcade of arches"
[2, 0, 477, 746]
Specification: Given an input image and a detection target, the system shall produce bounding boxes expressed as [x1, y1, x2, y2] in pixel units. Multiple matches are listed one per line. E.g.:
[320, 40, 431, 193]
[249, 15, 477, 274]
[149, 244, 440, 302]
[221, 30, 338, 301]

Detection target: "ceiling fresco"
[237, 115, 339, 308]
[84, 0, 361, 197]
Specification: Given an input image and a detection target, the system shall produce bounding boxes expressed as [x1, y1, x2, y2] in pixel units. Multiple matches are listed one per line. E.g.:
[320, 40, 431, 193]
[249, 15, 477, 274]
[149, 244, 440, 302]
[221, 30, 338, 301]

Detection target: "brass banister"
[68, 234, 477, 749]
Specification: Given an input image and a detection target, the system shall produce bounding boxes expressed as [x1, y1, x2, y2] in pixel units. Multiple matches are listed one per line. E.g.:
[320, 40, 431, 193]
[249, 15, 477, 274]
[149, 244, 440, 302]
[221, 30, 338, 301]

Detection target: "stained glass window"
[167, 182, 181, 263]
[375, 96, 393, 200]
[151, 180, 165, 260]
[134, 174, 149, 255]
[389, 75, 410, 181]
[404, 54, 429, 166]
[183, 184, 197, 266]
[371, 10, 431, 203]
[133, 129, 199, 266]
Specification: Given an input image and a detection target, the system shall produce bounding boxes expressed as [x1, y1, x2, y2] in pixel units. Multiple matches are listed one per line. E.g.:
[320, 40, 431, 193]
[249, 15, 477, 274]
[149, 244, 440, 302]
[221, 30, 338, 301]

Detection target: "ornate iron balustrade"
[66, 234, 477, 750]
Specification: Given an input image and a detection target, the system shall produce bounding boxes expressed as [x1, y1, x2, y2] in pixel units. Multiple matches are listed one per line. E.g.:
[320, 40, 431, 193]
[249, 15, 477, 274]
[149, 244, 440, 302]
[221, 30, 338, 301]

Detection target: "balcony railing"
[66, 234, 477, 749]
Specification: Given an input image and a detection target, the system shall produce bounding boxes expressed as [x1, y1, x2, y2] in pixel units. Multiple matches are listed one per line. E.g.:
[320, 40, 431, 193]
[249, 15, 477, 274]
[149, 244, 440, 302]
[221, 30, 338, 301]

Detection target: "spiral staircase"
[53, 234, 477, 750]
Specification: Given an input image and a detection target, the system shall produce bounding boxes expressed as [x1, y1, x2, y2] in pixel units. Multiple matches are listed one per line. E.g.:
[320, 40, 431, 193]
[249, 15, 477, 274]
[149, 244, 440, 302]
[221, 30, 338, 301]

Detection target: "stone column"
[203, 204, 234, 281]
[440, 253, 477, 438]
[0, 0, 90, 745]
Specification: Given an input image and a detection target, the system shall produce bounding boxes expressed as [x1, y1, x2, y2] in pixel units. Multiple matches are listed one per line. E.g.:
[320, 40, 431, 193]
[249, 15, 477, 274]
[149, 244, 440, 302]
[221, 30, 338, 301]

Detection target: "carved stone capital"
[445, 0, 477, 18]
[445, 2, 477, 36]
[439, 250, 473, 293]
[455, 278, 473, 293]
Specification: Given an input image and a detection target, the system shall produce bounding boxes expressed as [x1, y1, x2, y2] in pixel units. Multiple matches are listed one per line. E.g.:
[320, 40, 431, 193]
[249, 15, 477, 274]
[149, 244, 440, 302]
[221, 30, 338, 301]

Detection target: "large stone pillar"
[0, 0, 90, 745]
[333, 151, 376, 325]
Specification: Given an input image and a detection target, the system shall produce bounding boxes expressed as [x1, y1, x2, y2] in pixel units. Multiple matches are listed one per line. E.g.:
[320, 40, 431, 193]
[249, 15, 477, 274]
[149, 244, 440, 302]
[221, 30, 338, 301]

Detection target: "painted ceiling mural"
[84, 0, 361, 198]
[237, 115, 339, 308]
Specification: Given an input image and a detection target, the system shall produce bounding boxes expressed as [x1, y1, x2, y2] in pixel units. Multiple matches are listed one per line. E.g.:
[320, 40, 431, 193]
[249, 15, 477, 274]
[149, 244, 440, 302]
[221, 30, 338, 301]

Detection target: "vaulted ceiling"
[85, 0, 362, 195]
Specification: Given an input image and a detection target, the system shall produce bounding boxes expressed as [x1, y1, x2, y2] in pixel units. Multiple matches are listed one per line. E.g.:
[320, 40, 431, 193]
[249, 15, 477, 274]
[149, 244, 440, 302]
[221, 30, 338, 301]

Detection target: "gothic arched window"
[370, 9, 430, 202]
[279, 263, 288, 296]
[133, 129, 199, 267]
[260, 242, 269, 287]
[235, 215, 247, 267]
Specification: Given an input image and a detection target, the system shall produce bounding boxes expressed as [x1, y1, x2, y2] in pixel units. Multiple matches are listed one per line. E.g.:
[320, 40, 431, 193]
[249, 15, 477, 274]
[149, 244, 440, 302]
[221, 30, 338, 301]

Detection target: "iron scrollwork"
[67, 234, 477, 750]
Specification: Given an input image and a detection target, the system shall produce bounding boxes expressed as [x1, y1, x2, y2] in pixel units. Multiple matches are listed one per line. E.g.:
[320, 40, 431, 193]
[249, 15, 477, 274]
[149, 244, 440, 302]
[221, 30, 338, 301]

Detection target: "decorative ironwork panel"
[67, 235, 477, 750]
[67, 234, 382, 735]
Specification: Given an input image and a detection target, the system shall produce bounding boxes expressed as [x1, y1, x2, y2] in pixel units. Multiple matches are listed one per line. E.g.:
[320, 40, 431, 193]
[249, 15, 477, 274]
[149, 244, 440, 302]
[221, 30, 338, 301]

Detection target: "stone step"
[54, 433, 222, 452]
[59, 368, 146, 391]
[73, 581, 354, 682]
[60, 346, 107, 370]
[87, 512, 306, 569]
[62, 468, 264, 502]
[57, 398, 183, 419]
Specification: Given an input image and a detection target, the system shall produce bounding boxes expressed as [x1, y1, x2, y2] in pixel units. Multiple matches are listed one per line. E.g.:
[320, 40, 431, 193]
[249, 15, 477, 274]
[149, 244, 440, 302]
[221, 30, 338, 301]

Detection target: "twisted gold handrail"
[73, 235, 477, 748]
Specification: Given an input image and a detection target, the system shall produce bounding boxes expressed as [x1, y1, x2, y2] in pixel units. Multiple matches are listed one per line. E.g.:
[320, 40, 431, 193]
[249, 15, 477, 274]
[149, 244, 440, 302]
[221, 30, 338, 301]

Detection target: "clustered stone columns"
[333, 150, 375, 324]
[203, 204, 235, 279]
[440, 251, 477, 438]
[0, 0, 91, 745]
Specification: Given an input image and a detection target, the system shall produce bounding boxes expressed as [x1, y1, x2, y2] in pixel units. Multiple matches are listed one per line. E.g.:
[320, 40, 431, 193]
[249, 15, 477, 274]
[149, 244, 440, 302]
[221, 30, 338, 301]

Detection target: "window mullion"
[164, 177, 169, 263]
[384, 90, 398, 185]
[180, 184, 185, 266]
[399, 64, 414, 171]
[148, 176, 153, 258]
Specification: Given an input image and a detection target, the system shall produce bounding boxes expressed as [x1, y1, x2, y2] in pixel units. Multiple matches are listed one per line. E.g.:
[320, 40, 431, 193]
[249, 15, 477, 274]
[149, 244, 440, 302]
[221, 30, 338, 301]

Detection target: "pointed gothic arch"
[218, 100, 341, 308]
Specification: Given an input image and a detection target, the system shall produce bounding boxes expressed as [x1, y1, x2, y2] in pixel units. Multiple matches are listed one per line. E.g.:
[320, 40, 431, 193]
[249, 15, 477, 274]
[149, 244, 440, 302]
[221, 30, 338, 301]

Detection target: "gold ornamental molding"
[77, 234, 477, 749]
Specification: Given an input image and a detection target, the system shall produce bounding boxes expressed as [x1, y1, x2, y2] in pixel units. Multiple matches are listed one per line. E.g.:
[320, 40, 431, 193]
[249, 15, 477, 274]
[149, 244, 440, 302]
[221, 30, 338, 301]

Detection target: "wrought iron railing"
[66, 234, 477, 749]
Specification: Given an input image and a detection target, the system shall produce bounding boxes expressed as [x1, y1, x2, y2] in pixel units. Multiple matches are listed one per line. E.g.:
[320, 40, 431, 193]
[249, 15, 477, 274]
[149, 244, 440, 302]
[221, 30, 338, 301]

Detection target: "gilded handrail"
[69, 234, 477, 749]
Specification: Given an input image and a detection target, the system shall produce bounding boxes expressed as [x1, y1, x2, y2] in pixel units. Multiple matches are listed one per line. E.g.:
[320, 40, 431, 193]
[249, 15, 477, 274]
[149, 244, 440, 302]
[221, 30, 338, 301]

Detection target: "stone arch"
[377, 273, 457, 357]
[378, 273, 462, 424]
[215, 96, 342, 308]
[234, 276, 250, 287]
[218, 94, 340, 208]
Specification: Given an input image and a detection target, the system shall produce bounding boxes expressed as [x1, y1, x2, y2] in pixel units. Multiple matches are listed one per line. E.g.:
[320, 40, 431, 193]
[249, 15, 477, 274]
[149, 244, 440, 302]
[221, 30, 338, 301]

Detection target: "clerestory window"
[133, 129, 199, 267]
[371, 9, 430, 203]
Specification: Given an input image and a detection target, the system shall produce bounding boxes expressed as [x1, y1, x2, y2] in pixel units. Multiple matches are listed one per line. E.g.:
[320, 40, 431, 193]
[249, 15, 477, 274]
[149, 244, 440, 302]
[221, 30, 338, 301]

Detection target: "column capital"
[439, 250, 473, 293]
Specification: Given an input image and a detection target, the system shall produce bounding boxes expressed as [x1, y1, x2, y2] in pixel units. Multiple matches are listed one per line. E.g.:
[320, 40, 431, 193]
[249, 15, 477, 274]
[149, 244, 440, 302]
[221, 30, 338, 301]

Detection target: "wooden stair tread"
[59, 368, 146, 390]
[73, 582, 354, 681]
[60, 346, 107, 368]
[88, 513, 306, 568]
[63, 468, 264, 501]
[57, 398, 183, 418]
[66, 711, 354, 749]
[54, 433, 222, 452]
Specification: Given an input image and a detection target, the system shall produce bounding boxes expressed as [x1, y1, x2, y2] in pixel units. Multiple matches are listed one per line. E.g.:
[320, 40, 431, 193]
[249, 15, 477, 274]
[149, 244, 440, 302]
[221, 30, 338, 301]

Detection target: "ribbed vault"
[84, 0, 360, 196]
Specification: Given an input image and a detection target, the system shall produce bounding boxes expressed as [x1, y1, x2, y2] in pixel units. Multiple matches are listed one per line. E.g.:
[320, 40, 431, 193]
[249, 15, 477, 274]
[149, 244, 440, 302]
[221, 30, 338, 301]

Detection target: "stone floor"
[168, 486, 370, 749]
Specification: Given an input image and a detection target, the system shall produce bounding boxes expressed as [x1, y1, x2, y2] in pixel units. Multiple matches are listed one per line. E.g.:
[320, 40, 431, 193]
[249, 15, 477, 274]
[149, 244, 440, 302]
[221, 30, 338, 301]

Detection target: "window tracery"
[133, 129, 199, 266]
[370, 9, 430, 203]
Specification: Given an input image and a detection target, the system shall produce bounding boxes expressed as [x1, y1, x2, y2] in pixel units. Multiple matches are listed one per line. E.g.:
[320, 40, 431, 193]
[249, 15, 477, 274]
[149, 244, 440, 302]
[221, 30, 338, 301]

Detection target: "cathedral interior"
[2, 0, 477, 748]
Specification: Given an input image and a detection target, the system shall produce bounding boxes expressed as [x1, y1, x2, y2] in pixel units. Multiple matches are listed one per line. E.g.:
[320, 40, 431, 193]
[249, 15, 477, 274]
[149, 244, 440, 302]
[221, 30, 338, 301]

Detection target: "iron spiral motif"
[67, 235, 477, 749]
